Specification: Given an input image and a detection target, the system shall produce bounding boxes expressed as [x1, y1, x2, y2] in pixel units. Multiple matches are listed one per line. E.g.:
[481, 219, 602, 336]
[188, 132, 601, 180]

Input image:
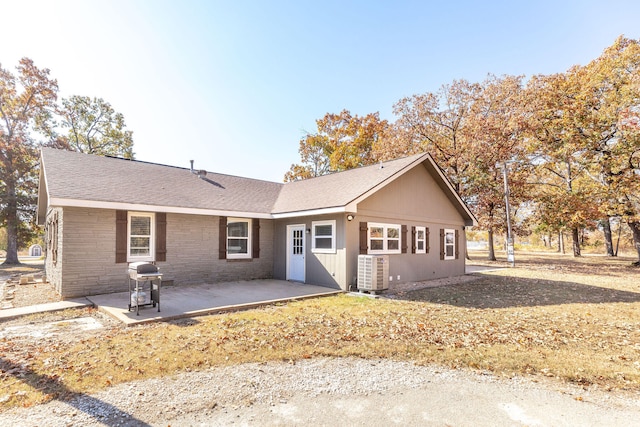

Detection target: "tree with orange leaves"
[285, 110, 389, 181]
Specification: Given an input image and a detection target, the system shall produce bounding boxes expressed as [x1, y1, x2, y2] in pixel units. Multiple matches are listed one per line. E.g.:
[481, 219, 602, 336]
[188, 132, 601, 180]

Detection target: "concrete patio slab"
[86, 279, 342, 325]
[466, 265, 506, 274]
[0, 299, 92, 321]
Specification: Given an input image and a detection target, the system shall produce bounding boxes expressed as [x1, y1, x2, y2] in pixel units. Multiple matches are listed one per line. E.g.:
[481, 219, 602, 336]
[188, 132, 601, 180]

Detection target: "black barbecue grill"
[128, 262, 162, 315]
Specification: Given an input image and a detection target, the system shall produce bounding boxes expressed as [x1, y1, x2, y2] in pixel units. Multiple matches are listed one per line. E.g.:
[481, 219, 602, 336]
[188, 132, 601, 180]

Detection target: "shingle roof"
[272, 153, 427, 214]
[40, 148, 282, 215]
[39, 148, 476, 225]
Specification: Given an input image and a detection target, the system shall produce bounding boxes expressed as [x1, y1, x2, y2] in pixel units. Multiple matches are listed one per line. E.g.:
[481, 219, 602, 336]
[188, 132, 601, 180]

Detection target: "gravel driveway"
[1, 358, 639, 426]
[2, 269, 640, 426]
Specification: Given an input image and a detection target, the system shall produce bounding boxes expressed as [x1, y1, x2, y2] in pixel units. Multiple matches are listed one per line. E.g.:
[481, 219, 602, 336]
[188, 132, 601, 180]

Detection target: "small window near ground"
[369, 223, 401, 255]
[312, 220, 336, 253]
[444, 228, 455, 260]
[128, 212, 155, 261]
[415, 226, 426, 254]
[227, 218, 252, 259]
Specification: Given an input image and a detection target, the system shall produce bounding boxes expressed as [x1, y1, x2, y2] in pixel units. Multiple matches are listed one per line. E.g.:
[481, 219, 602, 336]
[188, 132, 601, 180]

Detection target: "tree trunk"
[558, 232, 565, 254]
[571, 227, 581, 257]
[3, 177, 20, 264]
[487, 228, 496, 261]
[628, 221, 640, 266]
[602, 217, 615, 257]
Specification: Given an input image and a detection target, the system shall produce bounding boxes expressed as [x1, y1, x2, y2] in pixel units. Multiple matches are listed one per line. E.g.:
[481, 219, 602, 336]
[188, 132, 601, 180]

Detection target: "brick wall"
[55, 207, 274, 298]
[159, 213, 274, 285]
[44, 207, 64, 295]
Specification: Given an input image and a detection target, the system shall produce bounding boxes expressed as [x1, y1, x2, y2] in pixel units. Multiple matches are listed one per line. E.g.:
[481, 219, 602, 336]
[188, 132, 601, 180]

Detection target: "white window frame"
[227, 217, 252, 259]
[415, 226, 427, 254]
[311, 220, 336, 254]
[444, 228, 455, 260]
[368, 222, 401, 255]
[127, 211, 155, 262]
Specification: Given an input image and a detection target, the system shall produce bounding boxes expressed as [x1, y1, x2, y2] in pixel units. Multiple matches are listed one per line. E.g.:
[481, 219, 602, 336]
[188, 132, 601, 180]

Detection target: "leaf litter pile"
[1, 252, 639, 410]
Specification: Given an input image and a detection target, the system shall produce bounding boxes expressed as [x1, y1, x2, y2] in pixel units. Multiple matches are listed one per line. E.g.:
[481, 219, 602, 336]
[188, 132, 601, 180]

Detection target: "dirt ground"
[0, 263, 59, 309]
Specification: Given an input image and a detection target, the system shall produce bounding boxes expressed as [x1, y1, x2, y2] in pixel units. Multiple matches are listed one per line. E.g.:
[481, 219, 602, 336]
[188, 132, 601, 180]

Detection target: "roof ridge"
[41, 147, 283, 185]
[283, 152, 428, 185]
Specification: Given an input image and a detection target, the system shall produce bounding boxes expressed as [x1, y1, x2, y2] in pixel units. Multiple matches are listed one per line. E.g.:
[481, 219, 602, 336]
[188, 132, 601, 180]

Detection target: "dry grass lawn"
[1, 251, 639, 409]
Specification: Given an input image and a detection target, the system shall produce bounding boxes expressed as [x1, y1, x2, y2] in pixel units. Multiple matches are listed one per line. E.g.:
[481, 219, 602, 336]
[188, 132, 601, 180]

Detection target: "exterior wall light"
[347, 214, 355, 221]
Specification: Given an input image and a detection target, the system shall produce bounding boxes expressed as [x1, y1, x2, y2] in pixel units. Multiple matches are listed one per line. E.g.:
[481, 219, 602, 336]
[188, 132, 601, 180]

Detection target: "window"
[227, 218, 252, 259]
[368, 223, 401, 254]
[312, 220, 336, 253]
[415, 226, 427, 254]
[128, 212, 155, 261]
[444, 228, 455, 260]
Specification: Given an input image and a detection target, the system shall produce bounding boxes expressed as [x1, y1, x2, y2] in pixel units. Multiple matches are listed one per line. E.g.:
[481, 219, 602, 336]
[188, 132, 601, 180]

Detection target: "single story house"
[37, 148, 477, 298]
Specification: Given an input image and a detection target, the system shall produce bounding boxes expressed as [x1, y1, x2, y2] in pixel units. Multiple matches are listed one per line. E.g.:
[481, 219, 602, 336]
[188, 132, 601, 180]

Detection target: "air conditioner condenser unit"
[357, 255, 389, 293]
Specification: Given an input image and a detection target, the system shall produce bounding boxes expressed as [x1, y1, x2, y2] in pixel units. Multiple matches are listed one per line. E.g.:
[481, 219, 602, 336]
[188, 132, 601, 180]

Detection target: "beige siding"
[357, 164, 462, 225]
[273, 215, 346, 290]
[349, 163, 467, 289]
[54, 207, 274, 298]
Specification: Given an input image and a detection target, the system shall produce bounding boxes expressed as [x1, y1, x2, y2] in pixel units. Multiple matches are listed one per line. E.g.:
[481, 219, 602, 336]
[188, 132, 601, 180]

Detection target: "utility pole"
[503, 162, 515, 267]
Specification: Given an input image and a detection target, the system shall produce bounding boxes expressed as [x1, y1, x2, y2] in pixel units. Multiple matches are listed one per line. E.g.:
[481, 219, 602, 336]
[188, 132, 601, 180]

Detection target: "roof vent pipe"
[190, 160, 194, 173]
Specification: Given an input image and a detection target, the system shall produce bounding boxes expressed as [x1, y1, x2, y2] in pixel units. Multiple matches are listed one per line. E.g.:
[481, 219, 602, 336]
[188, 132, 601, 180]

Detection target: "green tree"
[0, 58, 58, 264]
[57, 95, 134, 158]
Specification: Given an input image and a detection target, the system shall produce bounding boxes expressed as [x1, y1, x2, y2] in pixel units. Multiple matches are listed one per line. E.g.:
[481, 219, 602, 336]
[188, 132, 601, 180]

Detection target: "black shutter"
[359, 222, 368, 254]
[155, 213, 167, 262]
[116, 210, 128, 263]
[455, 229, 460, 260]
[252, 219, 260, 259]
[219, 216, 227, 259]
[439, 228, 445, 260]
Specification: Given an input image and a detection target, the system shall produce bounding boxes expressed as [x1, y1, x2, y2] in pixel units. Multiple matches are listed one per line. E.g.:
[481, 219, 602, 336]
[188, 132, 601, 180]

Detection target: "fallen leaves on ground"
[1, 252, 639, 410]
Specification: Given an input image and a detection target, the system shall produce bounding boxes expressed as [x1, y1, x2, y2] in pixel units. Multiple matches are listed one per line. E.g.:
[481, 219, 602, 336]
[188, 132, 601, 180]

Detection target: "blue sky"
[3, 0, 640, 182]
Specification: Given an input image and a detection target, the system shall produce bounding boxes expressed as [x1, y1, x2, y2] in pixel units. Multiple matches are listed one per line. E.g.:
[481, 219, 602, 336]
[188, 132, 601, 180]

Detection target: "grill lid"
[128, 262, 159, 274]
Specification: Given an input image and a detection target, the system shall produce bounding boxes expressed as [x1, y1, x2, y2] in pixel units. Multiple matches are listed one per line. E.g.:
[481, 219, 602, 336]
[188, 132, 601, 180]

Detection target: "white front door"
[287, 224, 305, 282]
